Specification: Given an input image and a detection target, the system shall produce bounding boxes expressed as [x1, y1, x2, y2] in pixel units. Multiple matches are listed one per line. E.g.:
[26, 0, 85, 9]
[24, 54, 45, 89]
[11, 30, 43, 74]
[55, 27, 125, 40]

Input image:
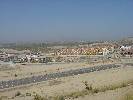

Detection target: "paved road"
[0, 64, 121, 90]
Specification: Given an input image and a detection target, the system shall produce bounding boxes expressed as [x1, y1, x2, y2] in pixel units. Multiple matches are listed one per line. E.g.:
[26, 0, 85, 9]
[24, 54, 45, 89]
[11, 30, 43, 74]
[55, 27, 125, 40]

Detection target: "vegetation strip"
[33, 80, 133, 100]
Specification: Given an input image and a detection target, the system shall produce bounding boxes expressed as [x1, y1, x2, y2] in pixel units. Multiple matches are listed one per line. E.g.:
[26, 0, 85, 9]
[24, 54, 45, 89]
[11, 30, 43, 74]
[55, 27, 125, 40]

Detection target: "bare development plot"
[0, 60, 115, 81]
[0, 60, 133, 100]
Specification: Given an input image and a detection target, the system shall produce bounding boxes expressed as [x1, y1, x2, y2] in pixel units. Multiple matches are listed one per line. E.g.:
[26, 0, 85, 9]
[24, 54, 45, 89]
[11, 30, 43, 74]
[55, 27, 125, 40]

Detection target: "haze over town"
[0, 0, 133, 42]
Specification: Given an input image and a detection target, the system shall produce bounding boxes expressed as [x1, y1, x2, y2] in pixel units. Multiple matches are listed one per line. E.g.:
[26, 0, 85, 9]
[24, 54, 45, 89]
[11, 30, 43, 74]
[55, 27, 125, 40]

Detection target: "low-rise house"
[120, 45, 133, 56]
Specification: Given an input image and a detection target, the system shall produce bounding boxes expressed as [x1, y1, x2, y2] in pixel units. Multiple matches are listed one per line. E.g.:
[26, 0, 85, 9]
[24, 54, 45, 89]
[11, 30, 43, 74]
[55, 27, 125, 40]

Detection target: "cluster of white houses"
[120, 45, 133, 56]
[0, 49, 53, 63]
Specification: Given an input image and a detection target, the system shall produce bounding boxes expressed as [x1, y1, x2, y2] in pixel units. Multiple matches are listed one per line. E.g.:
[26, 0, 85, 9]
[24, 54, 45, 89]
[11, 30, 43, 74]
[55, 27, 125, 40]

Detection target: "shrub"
[121, 83, 127, 87]
[92, 88, 99, 93]
[15, 91, 21, 97]
[34, 94, 48, 100]
[14, 74, 18, 77]
[83, 81, 92, 91]
[26, 92, 31, 96]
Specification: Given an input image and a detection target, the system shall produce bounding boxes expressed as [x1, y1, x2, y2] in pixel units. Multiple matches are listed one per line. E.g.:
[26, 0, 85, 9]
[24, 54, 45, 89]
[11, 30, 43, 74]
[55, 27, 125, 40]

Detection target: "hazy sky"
[0, 0, 133, 42]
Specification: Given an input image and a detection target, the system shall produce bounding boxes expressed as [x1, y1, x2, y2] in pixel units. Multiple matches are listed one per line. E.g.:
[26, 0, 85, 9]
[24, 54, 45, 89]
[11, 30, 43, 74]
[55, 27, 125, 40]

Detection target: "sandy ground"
[0, 59, 116, 81]
[0, 63, 133, 100]
[74, 85, 133, 100]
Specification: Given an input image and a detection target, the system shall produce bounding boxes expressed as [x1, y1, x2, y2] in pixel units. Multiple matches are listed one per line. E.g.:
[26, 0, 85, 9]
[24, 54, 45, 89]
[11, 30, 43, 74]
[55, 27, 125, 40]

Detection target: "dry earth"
[0, 62, 133, 100]
[74, 85, 133, 100]
[0, 59, 115, 81]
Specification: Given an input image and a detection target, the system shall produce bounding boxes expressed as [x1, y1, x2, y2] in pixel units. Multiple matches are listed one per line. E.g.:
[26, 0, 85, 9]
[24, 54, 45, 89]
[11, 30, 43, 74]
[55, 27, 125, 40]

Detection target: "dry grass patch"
[33, 94, 48, 100]
[33, 80, 133, 100]
[48, 80, 63, 86]
[52, 95, 65, 100]
[124, 93, 133, 100]
[0, 96, 8, 100]
[63, 80, 133, 99]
